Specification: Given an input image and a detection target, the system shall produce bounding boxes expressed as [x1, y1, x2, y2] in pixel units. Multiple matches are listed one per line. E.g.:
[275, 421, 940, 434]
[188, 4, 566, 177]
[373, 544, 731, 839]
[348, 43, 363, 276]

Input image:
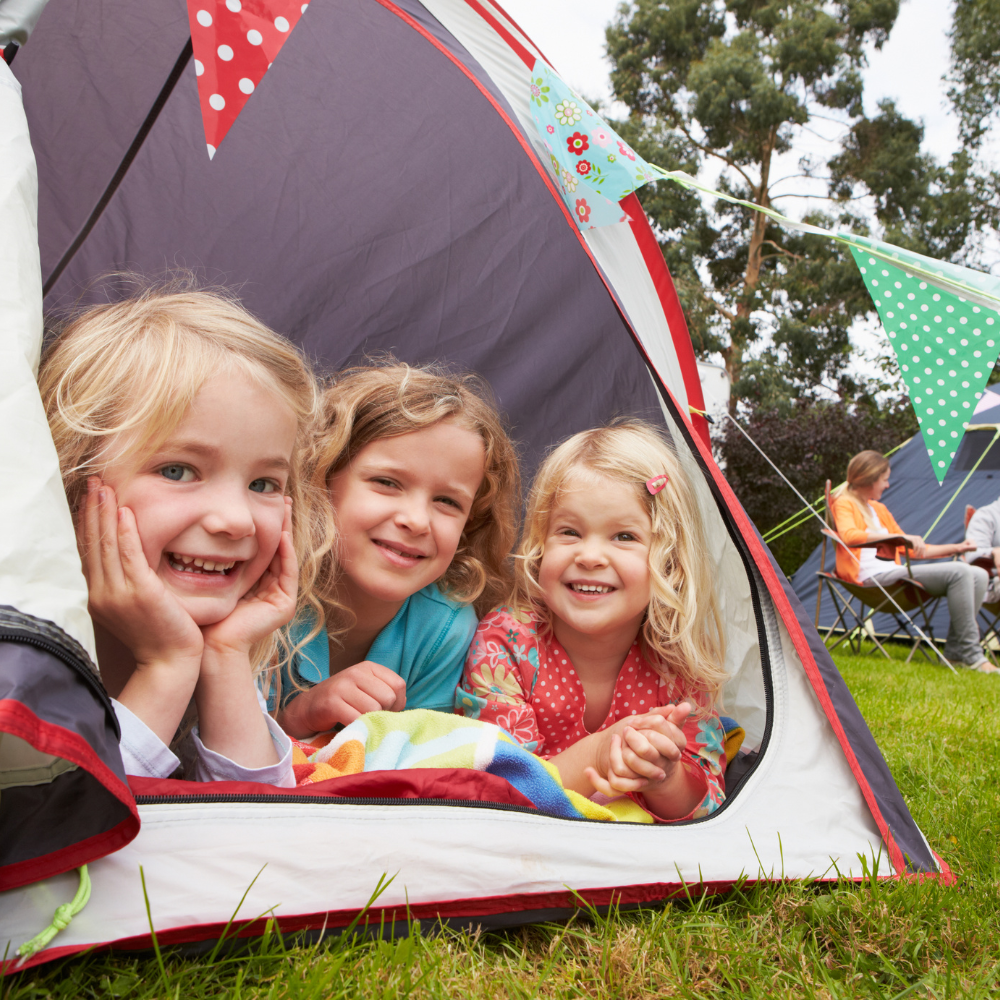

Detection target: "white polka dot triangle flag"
[851, 247, 1000, 482]
[187, 0, 306, 159]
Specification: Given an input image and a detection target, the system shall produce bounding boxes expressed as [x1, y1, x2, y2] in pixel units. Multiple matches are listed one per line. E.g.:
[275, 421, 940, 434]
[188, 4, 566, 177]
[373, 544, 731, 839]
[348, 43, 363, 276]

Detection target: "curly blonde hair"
[304, 360, 520, 642]
[511, 420, 727, 701]
[38, 285, 332, 685]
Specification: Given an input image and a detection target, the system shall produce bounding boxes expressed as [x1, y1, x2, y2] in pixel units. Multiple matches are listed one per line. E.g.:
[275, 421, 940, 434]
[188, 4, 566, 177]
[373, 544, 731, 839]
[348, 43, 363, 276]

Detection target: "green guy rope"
[15, 865, 91, 962]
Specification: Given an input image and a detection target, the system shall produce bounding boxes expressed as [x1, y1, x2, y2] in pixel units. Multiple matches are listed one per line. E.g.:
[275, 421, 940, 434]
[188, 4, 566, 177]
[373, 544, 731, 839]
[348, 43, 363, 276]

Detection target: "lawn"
[7, 647, 1000, 999]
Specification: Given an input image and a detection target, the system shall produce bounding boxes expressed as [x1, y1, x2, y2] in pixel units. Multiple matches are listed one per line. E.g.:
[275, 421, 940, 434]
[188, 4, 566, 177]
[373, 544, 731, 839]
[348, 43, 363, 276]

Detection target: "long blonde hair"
[512, 420, 726, 700]
[833, 450, 890, 528]
[38, 285, 332, 683]
[305, 360, 521, 642]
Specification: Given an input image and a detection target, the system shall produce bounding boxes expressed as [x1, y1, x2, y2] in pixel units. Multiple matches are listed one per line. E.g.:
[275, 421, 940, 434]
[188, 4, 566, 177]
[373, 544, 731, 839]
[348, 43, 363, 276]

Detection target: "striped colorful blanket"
[291, 709, 652, 823]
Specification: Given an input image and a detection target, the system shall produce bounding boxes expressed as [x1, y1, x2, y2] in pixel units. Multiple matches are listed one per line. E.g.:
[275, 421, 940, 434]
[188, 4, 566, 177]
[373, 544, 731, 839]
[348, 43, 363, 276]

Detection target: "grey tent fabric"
[15, 0, 664, 478]
[0, 607, 138, 890]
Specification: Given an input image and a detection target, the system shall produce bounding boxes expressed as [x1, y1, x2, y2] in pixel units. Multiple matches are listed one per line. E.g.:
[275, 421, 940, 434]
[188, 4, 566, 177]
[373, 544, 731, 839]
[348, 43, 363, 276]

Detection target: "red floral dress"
[455, 607, 726, 821]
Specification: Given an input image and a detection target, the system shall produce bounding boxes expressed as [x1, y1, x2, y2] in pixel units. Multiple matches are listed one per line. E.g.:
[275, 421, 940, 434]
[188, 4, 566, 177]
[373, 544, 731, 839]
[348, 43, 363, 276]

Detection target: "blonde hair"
[38, 286, 332, 685]
[512, 420, 727, 701]
[834, 450, 891, 528]
[305, 360, 520, 642]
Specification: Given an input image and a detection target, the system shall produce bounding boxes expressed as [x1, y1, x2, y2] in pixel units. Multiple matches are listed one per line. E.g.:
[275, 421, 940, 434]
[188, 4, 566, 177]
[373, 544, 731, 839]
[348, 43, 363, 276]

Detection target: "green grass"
[7, 647, 1000, 999]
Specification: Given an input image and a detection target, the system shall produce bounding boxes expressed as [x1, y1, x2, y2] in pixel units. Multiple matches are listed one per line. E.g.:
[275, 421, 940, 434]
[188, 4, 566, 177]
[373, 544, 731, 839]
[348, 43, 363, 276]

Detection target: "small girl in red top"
[456, 420, 728, 821]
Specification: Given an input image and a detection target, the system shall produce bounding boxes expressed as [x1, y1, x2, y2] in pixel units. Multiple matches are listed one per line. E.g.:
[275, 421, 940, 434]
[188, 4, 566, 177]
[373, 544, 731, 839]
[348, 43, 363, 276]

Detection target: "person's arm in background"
[964, 506, 1000, 569]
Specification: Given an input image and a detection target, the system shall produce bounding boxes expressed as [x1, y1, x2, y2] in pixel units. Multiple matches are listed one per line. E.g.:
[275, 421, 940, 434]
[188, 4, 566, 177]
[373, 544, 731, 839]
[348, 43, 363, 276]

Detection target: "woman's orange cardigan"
[830, 495, 904, 586]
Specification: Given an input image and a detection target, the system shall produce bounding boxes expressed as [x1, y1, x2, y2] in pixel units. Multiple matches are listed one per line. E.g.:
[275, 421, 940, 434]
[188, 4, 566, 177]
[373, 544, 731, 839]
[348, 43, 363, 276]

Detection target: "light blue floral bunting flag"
[529, 66, 655, 229]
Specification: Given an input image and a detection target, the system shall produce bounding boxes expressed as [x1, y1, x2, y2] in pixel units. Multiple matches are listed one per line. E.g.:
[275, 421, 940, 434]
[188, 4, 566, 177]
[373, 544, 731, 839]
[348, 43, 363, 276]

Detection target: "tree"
[606, 0, 900, 403]
[948, 0, 1000, 150]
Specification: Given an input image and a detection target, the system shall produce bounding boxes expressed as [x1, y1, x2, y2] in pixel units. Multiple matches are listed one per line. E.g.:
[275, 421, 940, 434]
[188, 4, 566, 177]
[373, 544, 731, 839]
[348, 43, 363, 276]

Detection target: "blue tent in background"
[791, 393, 1000, 641]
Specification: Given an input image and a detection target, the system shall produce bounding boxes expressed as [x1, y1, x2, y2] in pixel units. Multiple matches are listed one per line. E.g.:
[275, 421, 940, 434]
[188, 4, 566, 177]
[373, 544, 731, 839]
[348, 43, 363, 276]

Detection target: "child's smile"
[99, 373, 297, 627]
[166, 554, 238, 575]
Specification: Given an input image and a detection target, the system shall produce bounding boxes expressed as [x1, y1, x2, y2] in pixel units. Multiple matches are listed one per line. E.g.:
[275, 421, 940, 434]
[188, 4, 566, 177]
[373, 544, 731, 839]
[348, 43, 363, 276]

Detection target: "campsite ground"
[8, 647, 1000, 999]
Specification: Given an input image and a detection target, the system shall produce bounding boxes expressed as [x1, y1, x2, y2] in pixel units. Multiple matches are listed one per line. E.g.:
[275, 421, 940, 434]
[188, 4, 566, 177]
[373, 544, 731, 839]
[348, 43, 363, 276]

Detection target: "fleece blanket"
[291, 709, 653, 823]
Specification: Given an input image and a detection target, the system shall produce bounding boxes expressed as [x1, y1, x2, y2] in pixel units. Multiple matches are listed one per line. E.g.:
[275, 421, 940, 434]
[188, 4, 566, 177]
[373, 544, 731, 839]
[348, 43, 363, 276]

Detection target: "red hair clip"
[646, 474, 669, 495]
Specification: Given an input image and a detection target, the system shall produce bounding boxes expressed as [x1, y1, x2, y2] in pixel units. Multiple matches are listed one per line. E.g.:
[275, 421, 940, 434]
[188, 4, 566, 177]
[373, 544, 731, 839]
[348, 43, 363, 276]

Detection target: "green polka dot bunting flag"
[851, 248, 1000, 482]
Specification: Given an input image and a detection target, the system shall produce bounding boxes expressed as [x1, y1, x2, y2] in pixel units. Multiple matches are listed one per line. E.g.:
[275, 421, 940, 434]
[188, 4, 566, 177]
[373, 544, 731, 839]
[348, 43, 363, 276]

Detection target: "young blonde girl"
[457, 420, 728, 821]
[275, 361, 520, 739]
[39, 287, 327, 784]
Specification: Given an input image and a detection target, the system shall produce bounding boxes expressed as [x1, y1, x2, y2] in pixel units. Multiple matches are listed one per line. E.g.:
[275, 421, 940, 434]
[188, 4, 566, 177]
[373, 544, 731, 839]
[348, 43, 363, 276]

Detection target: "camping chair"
[815, 481, 942, 661]
[964, 504, 1000, 664]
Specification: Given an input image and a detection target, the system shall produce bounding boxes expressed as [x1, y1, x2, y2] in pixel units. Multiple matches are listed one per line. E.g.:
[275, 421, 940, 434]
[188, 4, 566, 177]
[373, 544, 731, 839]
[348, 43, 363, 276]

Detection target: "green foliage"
[7, 648, 1000, 997]
[719, 397, 917, 573]
[948, 0, 1000, 149]
[829, 101, 1000, 264]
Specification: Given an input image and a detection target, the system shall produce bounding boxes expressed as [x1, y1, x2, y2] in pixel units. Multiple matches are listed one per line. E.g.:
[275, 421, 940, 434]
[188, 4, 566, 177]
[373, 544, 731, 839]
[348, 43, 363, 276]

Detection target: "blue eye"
[160, 464, 194, 482]
[249, 479, 277, 494]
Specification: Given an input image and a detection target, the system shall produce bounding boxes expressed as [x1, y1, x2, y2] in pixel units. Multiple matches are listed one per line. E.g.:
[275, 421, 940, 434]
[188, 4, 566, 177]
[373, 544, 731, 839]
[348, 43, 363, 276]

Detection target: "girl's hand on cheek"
[78, 477, 203, 672]
[202, 498, 298, 658]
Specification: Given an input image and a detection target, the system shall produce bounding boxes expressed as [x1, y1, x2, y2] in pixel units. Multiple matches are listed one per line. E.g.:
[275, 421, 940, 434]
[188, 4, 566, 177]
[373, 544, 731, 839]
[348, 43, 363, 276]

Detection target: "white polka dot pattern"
[851, 246, 1000, 482]
[459, 608, 712, 759]
[186, 0, 307, 157]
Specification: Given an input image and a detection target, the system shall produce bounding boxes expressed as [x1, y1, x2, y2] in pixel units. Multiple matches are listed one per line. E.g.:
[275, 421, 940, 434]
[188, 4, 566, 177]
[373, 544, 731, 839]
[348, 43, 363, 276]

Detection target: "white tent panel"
[2, 586, 885, 959]
[0, 62, 94, 660]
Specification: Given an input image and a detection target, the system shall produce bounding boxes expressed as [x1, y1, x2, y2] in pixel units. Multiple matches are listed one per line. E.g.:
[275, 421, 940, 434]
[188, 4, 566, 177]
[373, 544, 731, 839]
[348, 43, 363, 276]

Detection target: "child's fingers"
[275, 527, 298, 601]
[636, 727, 683, 762]
[668, 701, 692, 727]
[359, 663, 407, 710]
[584, 766, 617, 798]
[116, 506, 152, 585]
[619, 728, 667, 781]
[97, 484, 126, 591]
[78, 478, 104, 589]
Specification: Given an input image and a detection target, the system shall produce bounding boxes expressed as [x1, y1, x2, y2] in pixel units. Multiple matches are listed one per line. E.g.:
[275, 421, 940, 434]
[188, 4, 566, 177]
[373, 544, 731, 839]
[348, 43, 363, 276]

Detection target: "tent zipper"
[0, 627, 116, 722]
[134, 793, 541, 813]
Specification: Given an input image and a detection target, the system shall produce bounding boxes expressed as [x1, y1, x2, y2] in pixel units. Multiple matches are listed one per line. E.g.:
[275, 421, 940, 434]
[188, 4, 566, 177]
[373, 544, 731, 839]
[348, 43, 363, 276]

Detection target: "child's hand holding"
[584, 703, 705, 819]
[585, 702, 690, 795]
[277, 661, 407, 739]
[78, 478, 204, 742]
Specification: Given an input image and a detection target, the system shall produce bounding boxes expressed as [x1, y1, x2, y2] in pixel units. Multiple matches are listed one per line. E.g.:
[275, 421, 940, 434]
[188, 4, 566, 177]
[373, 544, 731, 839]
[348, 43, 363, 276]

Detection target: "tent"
[793, 394, 1000, 642]
[1, 0, 946, 970]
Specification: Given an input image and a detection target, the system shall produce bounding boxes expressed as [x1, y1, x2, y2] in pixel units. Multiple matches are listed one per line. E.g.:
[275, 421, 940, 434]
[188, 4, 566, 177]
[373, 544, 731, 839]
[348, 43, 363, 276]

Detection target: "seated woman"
[833, 450, 995, 673]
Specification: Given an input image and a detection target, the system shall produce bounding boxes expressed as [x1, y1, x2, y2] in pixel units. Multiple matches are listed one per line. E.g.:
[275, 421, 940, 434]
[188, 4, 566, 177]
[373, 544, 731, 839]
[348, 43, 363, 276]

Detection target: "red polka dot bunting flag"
[187, 0, 307, 158]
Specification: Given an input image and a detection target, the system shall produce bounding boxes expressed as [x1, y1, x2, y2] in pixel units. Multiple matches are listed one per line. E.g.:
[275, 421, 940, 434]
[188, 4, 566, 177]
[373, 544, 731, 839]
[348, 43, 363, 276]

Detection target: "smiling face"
[328, 419, 486, 625]
[537, 469, 653, 649]
[99, 372, 298, 627]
